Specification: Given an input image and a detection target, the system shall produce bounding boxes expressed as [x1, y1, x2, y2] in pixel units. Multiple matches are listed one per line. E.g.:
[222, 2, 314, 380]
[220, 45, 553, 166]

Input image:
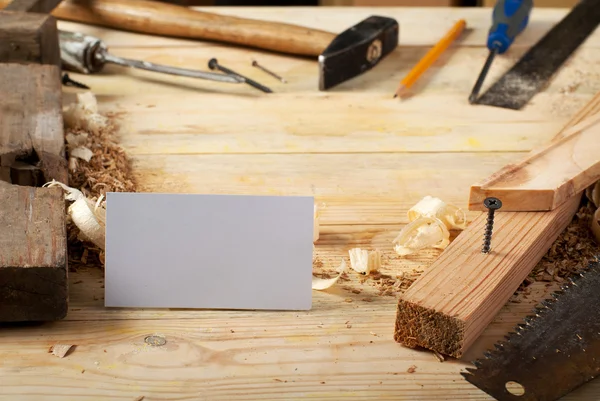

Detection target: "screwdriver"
[468, 0, 533, 104]
[58, 30, 243, 85]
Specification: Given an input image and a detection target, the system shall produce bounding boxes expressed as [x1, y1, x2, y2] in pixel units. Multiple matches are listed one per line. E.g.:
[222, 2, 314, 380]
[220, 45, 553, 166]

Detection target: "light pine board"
[469, 91, 600, 212]
[394, 195, 582, 358]
[2, 7, 600, 401]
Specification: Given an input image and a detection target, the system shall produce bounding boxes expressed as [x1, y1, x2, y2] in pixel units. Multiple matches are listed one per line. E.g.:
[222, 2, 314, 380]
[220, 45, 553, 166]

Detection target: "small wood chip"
[346, 324, 352, 329]
[433, 350, 445, 362]
[134, 397, 145, 401]
[407, 365, 417, 373]
[49, 344, 74, 358]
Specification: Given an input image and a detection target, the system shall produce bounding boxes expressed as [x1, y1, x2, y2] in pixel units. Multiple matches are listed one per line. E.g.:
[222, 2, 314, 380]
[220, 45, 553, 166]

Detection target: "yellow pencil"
[394, 19, 466, 98]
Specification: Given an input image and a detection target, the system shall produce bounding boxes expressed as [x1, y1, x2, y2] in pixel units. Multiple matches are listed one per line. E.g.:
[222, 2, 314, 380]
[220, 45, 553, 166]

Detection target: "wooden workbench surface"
[2, 6, 600, 400]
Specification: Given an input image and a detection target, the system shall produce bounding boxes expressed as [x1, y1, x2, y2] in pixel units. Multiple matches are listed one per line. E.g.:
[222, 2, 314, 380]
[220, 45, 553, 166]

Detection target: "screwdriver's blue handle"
[487, 0, 533, 54]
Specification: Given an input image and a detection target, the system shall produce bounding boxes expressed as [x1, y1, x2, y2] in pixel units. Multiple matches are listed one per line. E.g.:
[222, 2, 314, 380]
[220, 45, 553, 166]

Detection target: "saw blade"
[475, 0, 600, 110]
[461, 258, 600, 401]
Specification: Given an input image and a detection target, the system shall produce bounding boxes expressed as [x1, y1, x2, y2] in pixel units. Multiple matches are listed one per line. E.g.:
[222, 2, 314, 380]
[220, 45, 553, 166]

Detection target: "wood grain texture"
[469, 92, 600, 212]
[394, 195, 581, 358]
[0, 181, 67, 321]
[0, 11, 60, 66]
[1, 7, 600, 400]
[2, 0, 336, 57]
[0, 64, 66, 183]
[3, 0, 64, 13]
[0, 64, 67, 322]
[394, 92, 600, 358]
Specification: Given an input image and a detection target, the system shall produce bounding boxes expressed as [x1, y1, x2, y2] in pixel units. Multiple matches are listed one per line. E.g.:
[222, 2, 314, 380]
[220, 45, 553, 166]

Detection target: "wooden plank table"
[1, 6, 600, 400]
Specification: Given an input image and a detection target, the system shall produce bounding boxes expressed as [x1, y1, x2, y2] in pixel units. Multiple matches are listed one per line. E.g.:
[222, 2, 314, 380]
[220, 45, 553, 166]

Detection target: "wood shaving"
[61, 92, 137, 269]
[357, 269, 421, 297]
[433, 350, 445, 362]
[525, 202, 599, 287]
[49, 344, 74, 358]
[393, 196, 466, 256]
[407, 365, 417, 373]
[312, 259, 346, 290]
[348, 248, 381, 275]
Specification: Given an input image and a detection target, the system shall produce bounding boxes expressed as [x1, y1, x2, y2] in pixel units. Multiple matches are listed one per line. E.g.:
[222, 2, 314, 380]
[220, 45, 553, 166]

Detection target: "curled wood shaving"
[312, 259, 346, 290]
[348, 248, 381, 275]
[60, 91, 137, 268]
[393, 217, 450, 256]
[393, 196, 465, 256]
[407, 195, 467, 229]
[49, 344, 74, 358]
[44, 180, 106, 250]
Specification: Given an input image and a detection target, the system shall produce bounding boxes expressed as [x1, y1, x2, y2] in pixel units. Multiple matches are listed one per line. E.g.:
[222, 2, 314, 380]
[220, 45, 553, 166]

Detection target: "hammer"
[0, 0, 399, 90]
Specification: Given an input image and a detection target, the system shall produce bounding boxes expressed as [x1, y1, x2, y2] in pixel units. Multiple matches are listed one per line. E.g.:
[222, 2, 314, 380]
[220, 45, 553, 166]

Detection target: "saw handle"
[0, 0, 335, 57]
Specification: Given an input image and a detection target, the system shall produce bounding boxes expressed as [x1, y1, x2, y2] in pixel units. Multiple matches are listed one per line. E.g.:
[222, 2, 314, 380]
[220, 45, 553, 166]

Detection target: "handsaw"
[462, 257, 600, 401]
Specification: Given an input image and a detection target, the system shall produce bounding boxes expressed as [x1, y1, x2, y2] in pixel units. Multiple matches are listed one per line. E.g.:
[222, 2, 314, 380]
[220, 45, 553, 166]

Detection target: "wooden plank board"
[0, 181, 67, 321]
[0, 61, 67, 321]
[393, 195, 581, 358]
[469, 93, 600, 212]
[3, 0, 64, 13]
[0, 11, 60, 66]
[393, 92, 600, 358]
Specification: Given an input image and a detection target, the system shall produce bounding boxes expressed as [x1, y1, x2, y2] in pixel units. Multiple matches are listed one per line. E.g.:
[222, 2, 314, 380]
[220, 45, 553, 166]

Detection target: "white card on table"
[104, 192, 314, 310]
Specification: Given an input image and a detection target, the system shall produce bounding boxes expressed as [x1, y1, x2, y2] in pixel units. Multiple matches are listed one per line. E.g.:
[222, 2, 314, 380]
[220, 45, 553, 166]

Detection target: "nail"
[208, 58, 273, 93]
[61, 73, 90, 89]
[251, 59, 287, 83]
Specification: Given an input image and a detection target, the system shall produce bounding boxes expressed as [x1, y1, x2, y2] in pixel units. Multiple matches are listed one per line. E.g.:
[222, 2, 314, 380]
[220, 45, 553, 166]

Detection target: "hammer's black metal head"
[318, 15, 399, 91]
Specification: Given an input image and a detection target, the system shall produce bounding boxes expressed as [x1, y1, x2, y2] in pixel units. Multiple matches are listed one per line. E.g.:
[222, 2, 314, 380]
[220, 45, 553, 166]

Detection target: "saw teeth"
[540, 299, 554, 308]
[463, 367, 478, 375]
[483, 350, 494, 359]
[494, 343, 505, 351]
[472, 360, 483, 368]
[517, 323, 527, 331]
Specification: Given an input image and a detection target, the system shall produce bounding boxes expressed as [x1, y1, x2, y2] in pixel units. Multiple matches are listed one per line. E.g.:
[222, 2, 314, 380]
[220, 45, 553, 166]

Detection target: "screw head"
[208, 58, 218, 70]
[483, 197, 502, 210]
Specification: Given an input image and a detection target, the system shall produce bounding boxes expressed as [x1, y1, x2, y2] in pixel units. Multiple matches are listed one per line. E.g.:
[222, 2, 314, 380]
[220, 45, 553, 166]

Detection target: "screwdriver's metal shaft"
[469, 47, 498, 104]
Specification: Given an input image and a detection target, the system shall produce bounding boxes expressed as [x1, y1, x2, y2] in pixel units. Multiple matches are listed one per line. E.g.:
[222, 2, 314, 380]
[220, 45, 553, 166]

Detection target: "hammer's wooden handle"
[0, 0, 336, 57]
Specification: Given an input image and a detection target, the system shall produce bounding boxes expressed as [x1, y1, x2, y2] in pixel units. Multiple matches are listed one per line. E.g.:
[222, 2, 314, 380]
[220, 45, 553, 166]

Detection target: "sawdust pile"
[63, 92, 137, 269]
[525, 201, 599, 286]
[359, 270, 421, 297]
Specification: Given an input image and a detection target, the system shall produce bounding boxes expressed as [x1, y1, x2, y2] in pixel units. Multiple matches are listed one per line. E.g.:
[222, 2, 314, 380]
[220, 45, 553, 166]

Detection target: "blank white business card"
[104, 192, 314, 310]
